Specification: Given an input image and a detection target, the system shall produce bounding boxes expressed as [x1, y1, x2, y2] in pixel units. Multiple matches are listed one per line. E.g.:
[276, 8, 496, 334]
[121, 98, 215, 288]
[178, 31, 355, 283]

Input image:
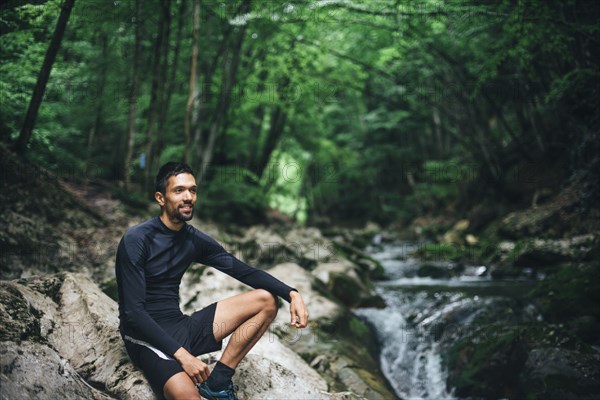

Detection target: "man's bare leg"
[163, 289, 277, 398]
[212, 288, 278, 368]
[163, 372, 201, 399]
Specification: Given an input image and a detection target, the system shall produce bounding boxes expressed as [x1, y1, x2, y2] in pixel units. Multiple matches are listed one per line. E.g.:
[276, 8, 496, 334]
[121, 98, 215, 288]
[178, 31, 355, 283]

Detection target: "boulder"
[497, 189, 579, 239]
[181, 262, 394, 399]
[1, 272, 349, 399]
[0, 340, 112, 400]
[268, 264, 395, 400]
[268, 262, 345, 322]
[506, 235, 595, 267]
[235, 226, 338, 270]
[441, 219, 470, 245]
[520, 347, 600, 400]
[0, 275, 154, 400]
[416, 263, 452, 279]
[330, 240, 385, 279]
[312, 261, 384, 308]
[232, 335, 328, 399]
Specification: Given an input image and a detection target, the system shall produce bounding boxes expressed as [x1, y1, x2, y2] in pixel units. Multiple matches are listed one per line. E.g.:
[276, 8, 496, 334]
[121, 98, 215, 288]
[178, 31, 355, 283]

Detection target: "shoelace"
[225, 383, 239, 398]
[196, 382, 239, 399]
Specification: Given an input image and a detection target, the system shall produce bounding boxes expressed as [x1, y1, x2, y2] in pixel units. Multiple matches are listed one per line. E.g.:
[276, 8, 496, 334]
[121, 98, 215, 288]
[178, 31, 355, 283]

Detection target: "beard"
[173, 204, 194, 221]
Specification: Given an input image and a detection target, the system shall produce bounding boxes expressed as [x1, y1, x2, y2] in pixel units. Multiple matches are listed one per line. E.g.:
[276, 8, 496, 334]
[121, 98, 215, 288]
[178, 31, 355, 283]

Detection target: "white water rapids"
[355, 242, 456, 399]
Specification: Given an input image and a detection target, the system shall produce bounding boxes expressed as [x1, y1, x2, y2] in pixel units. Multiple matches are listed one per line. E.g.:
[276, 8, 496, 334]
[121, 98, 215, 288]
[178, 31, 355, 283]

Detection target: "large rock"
[497, 188, 579, 240]
[267, 264, 395, 400]
[520, 347, 600, 400]
[268, 262, 345, 322]
[508, 235, 595, 267]
[312, 261, 384, 308]
[0, 340, 112, 399]
[235, 226, 337, 269]
[233, 335, 329, 399]
[181, 262, 395, 399]
[2, 272, 364, 399]
[0, 274, 154, 399]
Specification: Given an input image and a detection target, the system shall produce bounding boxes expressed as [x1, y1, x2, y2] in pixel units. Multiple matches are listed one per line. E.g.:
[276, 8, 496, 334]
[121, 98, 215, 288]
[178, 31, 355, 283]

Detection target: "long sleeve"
[193, 232, 297, 302]
[115, 236, 181, 358]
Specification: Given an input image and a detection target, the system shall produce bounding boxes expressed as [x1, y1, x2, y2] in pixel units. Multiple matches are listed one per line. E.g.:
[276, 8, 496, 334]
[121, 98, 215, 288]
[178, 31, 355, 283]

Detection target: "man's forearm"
[174, 346, 193, 363]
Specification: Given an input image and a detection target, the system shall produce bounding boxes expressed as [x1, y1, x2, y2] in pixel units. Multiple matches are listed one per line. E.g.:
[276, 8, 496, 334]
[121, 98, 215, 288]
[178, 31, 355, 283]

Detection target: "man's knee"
[255, 289, 278, 318]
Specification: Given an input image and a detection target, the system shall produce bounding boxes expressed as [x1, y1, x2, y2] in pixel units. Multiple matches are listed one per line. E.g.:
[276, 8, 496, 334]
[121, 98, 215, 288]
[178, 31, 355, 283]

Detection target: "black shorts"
[123, 302, 222, 397]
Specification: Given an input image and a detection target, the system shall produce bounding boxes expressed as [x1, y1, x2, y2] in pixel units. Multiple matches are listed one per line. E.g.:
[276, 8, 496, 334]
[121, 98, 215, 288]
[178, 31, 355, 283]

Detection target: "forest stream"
[356, 239, 537, 400]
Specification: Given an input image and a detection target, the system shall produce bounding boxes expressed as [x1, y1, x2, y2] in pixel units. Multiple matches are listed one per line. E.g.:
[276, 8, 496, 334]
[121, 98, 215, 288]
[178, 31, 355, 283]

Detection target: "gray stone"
[521, 347, 600, 400]
[0, 340, 112, 400]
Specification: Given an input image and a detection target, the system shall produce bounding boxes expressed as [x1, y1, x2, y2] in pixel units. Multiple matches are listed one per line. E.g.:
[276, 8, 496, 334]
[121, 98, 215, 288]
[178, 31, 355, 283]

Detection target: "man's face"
[158, 173, 197, 222]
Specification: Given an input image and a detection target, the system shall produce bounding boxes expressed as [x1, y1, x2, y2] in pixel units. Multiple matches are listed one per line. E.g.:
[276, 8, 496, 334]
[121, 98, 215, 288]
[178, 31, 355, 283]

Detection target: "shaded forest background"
[1, 0, 599, 227]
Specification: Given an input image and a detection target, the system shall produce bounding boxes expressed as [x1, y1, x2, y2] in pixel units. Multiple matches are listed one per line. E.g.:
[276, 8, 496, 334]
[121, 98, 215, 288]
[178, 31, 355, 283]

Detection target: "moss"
[528, 262, 600, 343]
[414, 243, 466, 262]
[327, 272, 363, 307]
[0, 283, 44, 343]
[348, 316, 370, 341]
[443, 324, 527, 398]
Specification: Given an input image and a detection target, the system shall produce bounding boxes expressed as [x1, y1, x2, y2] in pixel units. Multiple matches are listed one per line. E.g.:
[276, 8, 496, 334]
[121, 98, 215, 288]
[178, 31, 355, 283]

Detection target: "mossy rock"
[528, 262, 600, 335]
[417, 263, 451, 279]
[414, 243, 468, 263]
[327, 272, 364, 307]
[0, 282, 43, 343]
[332, 240, 385, 279]
[443, 324, 528, 399]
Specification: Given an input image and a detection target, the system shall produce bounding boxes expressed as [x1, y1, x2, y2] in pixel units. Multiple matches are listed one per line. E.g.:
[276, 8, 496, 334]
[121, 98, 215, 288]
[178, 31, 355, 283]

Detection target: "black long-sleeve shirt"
[115, 216, 295, 358]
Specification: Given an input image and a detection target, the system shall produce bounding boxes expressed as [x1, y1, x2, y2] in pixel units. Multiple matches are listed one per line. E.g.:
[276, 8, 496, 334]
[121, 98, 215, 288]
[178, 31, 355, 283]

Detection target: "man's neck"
[159, 214, 185, 231]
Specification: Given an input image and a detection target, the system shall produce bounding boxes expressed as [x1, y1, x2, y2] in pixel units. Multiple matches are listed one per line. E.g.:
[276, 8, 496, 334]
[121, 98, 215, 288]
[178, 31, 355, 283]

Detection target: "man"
[115, 162, 309, 400]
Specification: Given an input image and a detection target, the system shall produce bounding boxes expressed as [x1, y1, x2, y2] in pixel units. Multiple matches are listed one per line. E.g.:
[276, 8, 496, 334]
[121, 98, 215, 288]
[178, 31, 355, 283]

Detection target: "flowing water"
[355, 241, 535, 400]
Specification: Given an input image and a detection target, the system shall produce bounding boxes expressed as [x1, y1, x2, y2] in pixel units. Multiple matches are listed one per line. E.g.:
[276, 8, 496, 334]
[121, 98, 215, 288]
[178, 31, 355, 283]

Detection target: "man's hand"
[289, 290, 309, 328]
[174, 347, 210, 384]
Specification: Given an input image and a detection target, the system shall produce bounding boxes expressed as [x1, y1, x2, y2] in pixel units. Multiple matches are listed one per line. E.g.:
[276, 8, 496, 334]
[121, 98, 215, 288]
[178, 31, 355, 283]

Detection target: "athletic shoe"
[197, 382, 238, 400]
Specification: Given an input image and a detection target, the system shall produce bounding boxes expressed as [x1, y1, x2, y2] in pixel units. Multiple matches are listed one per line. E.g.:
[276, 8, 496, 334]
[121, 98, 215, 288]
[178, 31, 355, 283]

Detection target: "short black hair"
[155, 162, 195, 194]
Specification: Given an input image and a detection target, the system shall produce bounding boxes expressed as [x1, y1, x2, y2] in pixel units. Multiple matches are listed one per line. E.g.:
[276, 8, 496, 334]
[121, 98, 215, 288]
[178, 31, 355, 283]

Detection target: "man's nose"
[183, 190, 193, 200]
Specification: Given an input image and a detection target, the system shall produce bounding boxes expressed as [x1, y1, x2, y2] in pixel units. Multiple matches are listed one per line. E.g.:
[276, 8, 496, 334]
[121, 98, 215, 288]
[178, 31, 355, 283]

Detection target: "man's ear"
[155, 191, 165, 207]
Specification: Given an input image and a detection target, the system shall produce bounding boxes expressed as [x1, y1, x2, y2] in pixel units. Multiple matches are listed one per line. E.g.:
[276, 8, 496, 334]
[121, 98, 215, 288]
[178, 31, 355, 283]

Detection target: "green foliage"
[198, 167, 267, 226]
[1, 0, 597, 225]
[529, 262, 600, 324]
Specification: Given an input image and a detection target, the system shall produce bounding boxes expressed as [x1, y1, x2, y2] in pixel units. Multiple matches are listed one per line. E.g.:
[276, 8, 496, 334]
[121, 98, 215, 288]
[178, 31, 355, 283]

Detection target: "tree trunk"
[161, 0, 185, 141]
[143, 4, 167, 195]
[432, 106, 443, 158]
[256, 106, 287, 186]
[16, 0, 75, 155]
[155, 0, 173, 165]
[86, 33, 108, 173]
[196, 0, 250, 183]
[184, 0, 200, 164]
[124, 0, 143, 190]
[245, 48, 269, 171]
[190, 2, 237, 172]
